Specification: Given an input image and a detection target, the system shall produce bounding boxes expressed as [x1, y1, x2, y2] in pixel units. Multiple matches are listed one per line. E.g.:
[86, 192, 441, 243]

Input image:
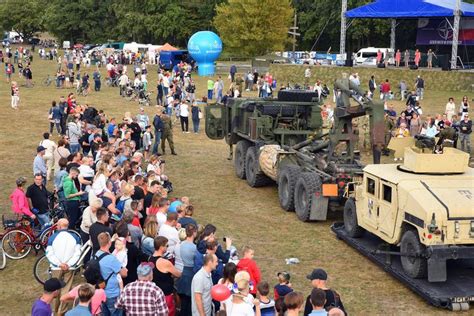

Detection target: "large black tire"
[343, 198, 365, 238]
[245, 147, 271, 187]
[294, 172, 322, 222]
[278, 165, 301, 211]
[234, 140, 251, 179]
[400, 229, 427, 279]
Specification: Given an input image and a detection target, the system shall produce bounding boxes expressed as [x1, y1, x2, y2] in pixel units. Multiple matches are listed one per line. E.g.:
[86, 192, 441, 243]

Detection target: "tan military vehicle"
[344, 146, 474, 282]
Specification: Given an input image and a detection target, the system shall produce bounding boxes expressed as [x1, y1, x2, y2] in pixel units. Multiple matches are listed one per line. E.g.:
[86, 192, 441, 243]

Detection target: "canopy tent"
[161, 43, 178, 51]
[346, 0, 474, 18]
[342, 0, 474, 69]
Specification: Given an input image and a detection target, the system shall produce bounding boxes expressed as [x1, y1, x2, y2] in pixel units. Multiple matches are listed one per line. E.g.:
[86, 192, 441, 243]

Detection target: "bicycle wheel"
[2, 230, 32, 259]
[0, 247, 6, 270]
[38, 226, 54, 251]
[68, 230, 83, 245]
[34, 254, 52, 285]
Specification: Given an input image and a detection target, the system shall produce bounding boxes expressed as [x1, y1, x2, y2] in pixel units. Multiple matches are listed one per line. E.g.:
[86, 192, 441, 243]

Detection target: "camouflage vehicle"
[205, 76, 385, 222]
[344, 146, 474, 282]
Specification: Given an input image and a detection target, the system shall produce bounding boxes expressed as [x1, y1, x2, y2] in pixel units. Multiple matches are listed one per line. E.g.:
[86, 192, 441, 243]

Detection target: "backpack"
[116, 197, 130, 213]
[84, 252, 114, 286]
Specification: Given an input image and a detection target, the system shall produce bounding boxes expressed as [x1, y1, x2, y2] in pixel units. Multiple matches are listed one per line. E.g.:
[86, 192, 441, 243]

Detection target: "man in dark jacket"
[303, 269, 346, 316]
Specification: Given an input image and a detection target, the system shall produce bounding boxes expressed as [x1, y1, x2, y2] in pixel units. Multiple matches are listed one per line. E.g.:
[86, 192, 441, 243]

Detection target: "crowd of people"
[12, 82, 346, 315]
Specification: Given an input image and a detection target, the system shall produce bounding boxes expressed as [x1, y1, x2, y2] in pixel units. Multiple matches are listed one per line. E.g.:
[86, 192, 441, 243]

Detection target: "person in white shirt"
[179, 100, 190, 133]
[39, 133, 57, 181]
[118, 73, 129, 96]
[445, 97, 456, 122]
[158, 212, 180, 258]
[78, 157, 95, 194]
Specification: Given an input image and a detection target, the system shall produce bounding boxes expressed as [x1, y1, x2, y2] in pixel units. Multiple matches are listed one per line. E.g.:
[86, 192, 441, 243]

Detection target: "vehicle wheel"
[234, 140, 251, 179]
[1, 230, 32, 259]
[400, 229, 427, 279]
[277, 165, 301, 211]
[343, 198, 365, 238]
[34, 254, 52, 285]
[0, 247, 6, 270]
[245, 147, 271, 187]
[294, 172, 322, 222]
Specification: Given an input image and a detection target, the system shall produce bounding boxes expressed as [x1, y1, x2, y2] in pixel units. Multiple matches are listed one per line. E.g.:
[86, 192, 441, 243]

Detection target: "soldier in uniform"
[436, 123, 457, 151]
[160, 109, 177, 155]
[383, 112, 395, 156]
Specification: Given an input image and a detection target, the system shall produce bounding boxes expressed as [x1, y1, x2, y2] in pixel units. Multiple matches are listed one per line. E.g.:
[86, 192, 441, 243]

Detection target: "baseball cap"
[37, 146, 46, 153]
[277, 271, 291, 281]
[306, 268, 328, 281]
[44, 278, 66, 292]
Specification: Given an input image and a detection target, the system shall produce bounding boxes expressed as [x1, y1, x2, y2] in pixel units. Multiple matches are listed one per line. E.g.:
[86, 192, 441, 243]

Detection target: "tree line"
[1, 0, 473, 57]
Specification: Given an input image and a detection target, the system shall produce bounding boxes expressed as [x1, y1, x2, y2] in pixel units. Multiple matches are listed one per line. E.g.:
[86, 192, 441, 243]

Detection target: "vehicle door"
[361, 175, 379, 230]
[377, 181, 398, 238]
[205, 104, 225, 140]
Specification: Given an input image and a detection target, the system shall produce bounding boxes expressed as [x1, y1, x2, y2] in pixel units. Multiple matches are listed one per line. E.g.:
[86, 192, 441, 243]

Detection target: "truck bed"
[332, 222, 474, 311]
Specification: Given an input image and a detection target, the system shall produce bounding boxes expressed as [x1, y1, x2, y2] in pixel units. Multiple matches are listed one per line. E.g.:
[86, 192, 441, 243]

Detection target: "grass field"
[0, 52, 472, 315]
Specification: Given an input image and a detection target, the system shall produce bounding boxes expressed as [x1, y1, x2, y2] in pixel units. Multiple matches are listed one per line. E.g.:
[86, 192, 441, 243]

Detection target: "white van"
[355, 47, 394, 66]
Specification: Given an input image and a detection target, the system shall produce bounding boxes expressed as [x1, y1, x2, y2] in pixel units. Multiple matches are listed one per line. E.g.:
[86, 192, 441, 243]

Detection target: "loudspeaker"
[345, 52, 353, 67]
[377, 63, 386, 68]
[441, 56, 450, 71]
[409, 64, 418, 70]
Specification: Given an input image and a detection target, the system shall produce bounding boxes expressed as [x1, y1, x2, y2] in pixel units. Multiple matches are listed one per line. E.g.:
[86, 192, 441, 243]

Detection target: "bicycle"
[43, 75, 53, 87]
[76, 84, 89, 96]
[34, 239, 91, 285]
[0, 202, 76, 260]
[0, 246, 6, 270]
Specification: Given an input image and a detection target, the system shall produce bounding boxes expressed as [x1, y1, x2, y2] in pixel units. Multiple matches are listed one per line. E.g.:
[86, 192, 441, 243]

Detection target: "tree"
[44, 0, 117, 43]
[213, 0, 294, 57]
[0, 0, 46, 39]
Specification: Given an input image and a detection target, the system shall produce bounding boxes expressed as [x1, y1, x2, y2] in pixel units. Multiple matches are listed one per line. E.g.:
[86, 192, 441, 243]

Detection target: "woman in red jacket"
[236, 246, 261, 295]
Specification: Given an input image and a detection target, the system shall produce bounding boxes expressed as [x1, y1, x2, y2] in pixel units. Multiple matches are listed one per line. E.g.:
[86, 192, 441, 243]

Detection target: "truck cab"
[344, 147, 474, 282]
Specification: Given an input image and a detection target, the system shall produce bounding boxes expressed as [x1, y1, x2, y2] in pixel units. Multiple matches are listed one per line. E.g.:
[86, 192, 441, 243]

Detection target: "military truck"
[205, 76, 385, 222]
[343, 146, 474, 283]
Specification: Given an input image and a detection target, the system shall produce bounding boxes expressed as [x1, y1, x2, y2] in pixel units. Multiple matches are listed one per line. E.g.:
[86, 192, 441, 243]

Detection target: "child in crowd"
[142, 125, 152, 161]
[112, 237, 128, 290]
[257, 281, 276, 316]
[236, 246, 261, 295]
[274, 271, 293, 300]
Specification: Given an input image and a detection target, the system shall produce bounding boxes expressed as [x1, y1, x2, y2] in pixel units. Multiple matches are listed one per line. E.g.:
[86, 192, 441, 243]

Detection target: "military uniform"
[437, 127, 457, 148]
[160, 114, 176, 155]
[383, 115, 395, 155]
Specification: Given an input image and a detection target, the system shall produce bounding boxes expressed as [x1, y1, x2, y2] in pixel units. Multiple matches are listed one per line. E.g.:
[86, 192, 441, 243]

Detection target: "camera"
[223, 237, 226, 242]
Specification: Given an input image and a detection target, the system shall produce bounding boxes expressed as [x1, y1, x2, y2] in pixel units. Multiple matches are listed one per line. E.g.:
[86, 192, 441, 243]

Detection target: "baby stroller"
[138, 88, 152, 106]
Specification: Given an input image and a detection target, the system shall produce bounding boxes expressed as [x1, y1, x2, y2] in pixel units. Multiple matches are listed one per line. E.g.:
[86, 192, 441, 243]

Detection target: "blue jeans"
[193, 119, 200, 133]
[103, 297, 122, 316]
[208, 89, 213, 100]
[37, 213, 50, 228]
[152, 131, 162, 154]
[70, 143, 80, 154]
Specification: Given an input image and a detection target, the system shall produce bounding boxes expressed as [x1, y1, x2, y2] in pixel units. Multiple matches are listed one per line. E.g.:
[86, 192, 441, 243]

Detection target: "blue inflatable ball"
[188, 31, 223, 76]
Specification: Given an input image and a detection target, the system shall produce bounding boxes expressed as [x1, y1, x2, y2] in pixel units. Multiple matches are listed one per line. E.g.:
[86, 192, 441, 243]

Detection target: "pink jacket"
[10, 188, 34, 217]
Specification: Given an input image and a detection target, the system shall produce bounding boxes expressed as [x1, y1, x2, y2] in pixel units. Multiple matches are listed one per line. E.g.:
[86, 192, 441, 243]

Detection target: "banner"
[416, 18, 474, 45]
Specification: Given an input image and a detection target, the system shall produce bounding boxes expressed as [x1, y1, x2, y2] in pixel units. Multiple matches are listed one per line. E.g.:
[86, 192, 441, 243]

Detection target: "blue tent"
[346, 0, 474, 18]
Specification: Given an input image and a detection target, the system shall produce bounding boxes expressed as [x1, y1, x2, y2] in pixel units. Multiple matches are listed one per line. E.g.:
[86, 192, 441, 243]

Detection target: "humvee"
[344, 146, 474, 282]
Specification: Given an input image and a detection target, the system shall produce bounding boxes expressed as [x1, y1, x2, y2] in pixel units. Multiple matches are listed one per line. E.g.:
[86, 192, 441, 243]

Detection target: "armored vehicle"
[344, 146, 473, 282]
[205, 77, 385, 222]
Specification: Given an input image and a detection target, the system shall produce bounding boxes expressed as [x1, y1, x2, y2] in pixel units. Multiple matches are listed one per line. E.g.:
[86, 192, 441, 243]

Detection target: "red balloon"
[211, 284, 231, 302]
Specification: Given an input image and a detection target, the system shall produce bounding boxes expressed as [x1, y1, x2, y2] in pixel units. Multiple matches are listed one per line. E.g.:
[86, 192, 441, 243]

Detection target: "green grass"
[0, 51, 472, 315]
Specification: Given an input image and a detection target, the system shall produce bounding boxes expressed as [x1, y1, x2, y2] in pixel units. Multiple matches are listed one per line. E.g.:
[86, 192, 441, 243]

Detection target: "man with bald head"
[45, 218, 82, 315]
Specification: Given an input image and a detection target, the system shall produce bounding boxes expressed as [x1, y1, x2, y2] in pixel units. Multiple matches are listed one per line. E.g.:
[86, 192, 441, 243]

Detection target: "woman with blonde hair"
[117, 183, 134, 214]
[223, 275, 261, 316]
[141, 217, 158, 256]
[147, 193, 161, 216]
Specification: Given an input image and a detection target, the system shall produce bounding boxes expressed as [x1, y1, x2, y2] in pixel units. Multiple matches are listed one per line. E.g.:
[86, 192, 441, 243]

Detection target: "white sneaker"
[185, 131, 190, 134]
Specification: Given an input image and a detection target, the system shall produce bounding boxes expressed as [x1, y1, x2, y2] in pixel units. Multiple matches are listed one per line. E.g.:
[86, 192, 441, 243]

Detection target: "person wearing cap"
[33, 145, 48, 184]
[45, 218, 82, 315]
[303, 269, 346, 316]
[116, 262, 168, 315]
[10, 176, 36, 220]
[26, 173, 51, 227]
[31, 278, 65, 316]
[274, 271, 293, 300]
